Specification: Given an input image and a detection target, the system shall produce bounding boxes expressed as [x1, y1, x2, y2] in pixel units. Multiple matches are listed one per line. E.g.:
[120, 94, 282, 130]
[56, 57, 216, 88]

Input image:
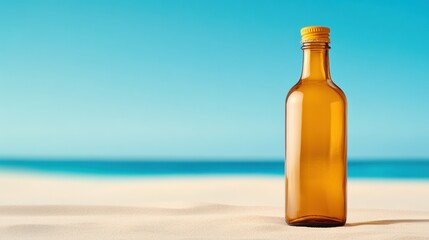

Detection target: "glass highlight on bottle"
[285, 26, 347, 227]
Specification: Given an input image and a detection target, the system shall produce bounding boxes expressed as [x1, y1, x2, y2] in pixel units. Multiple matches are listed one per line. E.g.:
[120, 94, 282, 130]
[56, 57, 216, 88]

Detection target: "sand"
[0, 172, 428, 239]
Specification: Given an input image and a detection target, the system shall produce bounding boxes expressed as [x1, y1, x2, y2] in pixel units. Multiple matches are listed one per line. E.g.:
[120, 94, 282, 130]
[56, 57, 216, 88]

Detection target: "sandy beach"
[0, 172, 428, 239]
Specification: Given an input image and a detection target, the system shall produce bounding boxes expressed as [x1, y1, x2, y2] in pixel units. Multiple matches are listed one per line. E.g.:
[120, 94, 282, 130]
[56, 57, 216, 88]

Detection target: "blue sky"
[0, 0, 428, 159]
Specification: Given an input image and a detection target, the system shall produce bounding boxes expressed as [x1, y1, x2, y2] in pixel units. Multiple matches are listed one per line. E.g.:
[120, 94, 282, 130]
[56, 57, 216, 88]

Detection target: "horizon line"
[0, 157, 428, 162]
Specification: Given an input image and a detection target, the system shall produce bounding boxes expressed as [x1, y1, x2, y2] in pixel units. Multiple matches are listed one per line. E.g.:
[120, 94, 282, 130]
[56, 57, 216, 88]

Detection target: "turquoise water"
[0, 159, 428, 179]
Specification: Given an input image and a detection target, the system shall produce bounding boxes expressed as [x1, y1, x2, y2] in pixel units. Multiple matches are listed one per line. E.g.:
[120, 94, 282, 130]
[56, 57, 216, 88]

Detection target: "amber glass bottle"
[285, 26, 347, 227]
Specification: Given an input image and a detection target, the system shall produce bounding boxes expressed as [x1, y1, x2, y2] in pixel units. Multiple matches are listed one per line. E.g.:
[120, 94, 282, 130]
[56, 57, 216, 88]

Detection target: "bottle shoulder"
[286, 79, 347, 105]
[328, 80, 347, 101]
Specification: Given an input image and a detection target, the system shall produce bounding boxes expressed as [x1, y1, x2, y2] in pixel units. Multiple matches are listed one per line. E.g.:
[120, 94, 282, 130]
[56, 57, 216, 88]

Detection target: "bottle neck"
[300, 42, 331, 81]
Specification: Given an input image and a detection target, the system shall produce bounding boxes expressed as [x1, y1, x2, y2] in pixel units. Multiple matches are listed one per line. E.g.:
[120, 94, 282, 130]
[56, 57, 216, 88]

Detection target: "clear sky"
[0, 0, 428, 159]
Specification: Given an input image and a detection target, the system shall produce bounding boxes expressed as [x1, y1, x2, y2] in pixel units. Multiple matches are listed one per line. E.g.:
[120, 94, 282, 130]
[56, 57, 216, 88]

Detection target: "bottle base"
[286, 215, 345, 227]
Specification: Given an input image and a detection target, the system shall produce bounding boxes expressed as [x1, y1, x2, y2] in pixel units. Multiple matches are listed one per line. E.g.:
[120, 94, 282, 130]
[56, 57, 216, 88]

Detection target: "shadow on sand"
[347, 219, 429, 226]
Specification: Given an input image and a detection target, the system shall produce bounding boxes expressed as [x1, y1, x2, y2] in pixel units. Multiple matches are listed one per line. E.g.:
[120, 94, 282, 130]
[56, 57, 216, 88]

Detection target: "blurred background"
[0, 0, 428, 177]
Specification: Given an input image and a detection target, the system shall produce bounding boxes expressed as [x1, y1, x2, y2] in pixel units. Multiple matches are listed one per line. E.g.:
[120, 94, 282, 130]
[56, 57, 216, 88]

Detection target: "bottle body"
[285, 27, 347, 227]
[285, 80, 347, 227]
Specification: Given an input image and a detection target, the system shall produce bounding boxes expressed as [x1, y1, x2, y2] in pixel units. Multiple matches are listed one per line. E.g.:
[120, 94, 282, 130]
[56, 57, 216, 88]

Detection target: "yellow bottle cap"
[300, 26, 330, 43]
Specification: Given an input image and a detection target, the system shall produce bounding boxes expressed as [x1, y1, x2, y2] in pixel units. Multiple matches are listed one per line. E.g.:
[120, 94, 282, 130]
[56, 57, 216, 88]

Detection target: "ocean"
[0, 159, 428, 179]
